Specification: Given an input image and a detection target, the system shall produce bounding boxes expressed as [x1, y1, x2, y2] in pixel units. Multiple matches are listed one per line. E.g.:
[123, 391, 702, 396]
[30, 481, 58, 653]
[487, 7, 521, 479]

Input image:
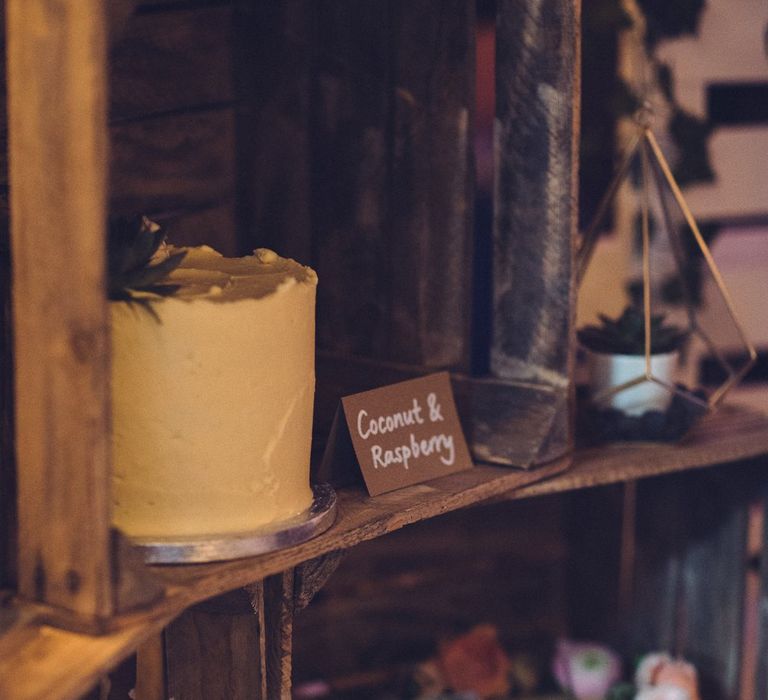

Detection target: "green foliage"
[606, 683, 636, 700]
[578, 305, 687, 355]
[636, 0, 707, 48]
[670, 108, 715, 186]
[107, 215, 186, 304]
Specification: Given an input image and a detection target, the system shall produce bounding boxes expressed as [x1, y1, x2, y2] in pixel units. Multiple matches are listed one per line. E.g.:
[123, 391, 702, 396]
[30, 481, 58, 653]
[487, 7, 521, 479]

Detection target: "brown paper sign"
[339, 372, 473, 496]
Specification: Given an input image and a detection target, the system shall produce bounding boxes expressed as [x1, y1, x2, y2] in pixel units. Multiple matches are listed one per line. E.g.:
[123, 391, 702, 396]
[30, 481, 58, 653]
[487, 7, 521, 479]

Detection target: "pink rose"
[552, 639, 622, 700]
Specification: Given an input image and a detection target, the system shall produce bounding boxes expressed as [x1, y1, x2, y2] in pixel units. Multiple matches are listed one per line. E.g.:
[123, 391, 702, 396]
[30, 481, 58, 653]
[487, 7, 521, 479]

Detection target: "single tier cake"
[111, 245, 317, 538]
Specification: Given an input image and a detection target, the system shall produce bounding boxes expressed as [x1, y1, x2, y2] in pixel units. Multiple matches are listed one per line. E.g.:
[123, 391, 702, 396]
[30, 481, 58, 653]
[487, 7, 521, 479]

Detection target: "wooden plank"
[307, 0, 475, 368]
[110, 5, 234, 121]
[516, 403, 768, 497]
[293, 552, 345, 611]
[0, 610, 177, 700]
[262, 571, 295, 699]
[674, 471, 747, 699]
[165, 600, 262, 700]
[385, 0, 474, 369]
[158, 201, 238, 256]
[6, 0, 113, 617]
[165, 576, 297, 700]
[135, 633, 165, 700]
[309, 0, 392, 358]
[491, 0, 580, 463]
[232, 1, 313, 264]
[562, 485, 624, 643]
[0, 230, 14, 590]
[107, 0, 140, 45]
[110, 108, 236, 216]
[626, 466, 753, 699]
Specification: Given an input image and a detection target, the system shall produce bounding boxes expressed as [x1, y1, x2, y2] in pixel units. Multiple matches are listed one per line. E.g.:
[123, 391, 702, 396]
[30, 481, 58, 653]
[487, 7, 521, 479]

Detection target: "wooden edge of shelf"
[1, 402, 767, 700]
[514, 401, 768, 498]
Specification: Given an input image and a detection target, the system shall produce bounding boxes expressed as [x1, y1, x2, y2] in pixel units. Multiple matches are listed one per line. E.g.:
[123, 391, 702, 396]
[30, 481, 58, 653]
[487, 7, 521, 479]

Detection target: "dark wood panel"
[165, 574, 296, 700]
[628, 464, 759, 700]
[137, 0, 231, 8]
[293, 498, 567, 689]
[110, 5, 234, 121]
[308, 0, 475, 368]
[159, 201, 237, 256]
[165, 603, 262, 699]
[564, 485, 624, 643]
[385, 0, 474, 368]
[110, 108, 236, 216]
[491, 0, 580, 462]
[309, 0, 392, 358]
[233, 1, 313, 263]
[0, 230, 14, 591]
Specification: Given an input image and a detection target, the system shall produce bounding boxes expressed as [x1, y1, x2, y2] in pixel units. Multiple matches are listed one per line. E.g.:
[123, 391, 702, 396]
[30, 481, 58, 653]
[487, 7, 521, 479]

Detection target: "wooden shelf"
[2, 402, 767, 700]
[517, 399, 768, 497]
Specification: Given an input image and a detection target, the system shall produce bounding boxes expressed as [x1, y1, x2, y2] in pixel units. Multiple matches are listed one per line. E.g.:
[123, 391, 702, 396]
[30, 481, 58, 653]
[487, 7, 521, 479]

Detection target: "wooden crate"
[0, 2, 767, 700]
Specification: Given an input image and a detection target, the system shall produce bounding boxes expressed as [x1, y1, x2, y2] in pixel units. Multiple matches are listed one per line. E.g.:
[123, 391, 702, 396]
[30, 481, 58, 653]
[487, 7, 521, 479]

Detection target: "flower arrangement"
[553, 641, 700, 700]
[410, 624, 541, 699]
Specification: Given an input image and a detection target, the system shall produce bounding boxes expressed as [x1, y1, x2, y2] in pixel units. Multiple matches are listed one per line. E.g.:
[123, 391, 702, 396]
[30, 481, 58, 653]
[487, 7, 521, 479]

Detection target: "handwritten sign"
[339, 372, 473, 496]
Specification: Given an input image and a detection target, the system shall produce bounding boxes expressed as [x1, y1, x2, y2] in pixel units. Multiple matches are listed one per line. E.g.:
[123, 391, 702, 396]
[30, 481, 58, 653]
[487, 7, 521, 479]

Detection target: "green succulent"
[107, 215, 186, 306]
[606, 683, 636, 700]
[578, 305, 687, 355]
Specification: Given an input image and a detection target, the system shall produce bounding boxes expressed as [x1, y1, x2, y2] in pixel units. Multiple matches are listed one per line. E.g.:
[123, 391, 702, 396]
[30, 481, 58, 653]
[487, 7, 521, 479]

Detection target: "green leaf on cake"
[107, 215, 186, 303]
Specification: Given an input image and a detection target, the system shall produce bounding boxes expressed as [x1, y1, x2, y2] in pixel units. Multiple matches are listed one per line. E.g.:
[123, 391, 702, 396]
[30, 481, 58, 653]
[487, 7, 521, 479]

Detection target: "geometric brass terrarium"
[577, 107, 757, 413]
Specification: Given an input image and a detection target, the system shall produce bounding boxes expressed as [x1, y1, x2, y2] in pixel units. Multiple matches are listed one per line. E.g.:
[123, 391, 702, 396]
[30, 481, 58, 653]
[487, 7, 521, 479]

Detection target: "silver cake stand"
[133, 483, 337, 564]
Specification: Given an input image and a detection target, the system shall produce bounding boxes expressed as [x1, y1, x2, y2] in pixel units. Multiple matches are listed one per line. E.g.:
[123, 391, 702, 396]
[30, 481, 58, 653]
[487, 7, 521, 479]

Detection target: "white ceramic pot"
[588, 351, 679, 416]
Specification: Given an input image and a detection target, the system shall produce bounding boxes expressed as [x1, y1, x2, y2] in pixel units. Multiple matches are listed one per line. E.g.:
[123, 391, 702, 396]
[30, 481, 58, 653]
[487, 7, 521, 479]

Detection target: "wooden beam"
[165, 598, 263, 699]
[232, 1, 313, 263]
[1, 236, 15, 590]
[305, 0, 474, 368]
[135, 632, 165, 700]
[387, 0, 475, 369]
[491, 0, 580, 464]
[260, 572, 296, 699]
[6, 0, 113, 617]
[165, 574, 297, 700]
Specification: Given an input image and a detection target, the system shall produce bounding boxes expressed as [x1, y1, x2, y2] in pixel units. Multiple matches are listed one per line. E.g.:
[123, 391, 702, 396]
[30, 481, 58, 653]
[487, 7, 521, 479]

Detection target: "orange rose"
[437, 624, 511, 699]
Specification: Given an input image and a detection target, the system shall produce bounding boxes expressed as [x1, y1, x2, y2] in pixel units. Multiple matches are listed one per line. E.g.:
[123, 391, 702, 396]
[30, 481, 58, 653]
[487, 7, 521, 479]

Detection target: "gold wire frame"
[577, 121, 757, 412]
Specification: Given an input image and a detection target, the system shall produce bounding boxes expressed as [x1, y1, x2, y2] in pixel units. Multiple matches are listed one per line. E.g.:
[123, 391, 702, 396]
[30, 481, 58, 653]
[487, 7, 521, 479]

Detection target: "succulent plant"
[107, 215, 186, 305]
[578, 305, 687, 355]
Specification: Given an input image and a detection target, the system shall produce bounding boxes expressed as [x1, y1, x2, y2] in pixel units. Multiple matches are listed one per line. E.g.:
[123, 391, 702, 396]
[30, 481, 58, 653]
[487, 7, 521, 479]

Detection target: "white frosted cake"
[111, 245, 317, 538]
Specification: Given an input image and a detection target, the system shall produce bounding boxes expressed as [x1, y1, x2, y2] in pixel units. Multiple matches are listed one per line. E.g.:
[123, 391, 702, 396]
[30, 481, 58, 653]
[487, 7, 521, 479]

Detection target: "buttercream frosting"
[111, 246, 316, 538]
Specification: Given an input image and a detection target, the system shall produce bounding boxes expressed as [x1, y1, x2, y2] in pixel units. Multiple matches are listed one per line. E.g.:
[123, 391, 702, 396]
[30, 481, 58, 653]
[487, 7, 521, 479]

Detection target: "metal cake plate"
[133, 483, 337, 564]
